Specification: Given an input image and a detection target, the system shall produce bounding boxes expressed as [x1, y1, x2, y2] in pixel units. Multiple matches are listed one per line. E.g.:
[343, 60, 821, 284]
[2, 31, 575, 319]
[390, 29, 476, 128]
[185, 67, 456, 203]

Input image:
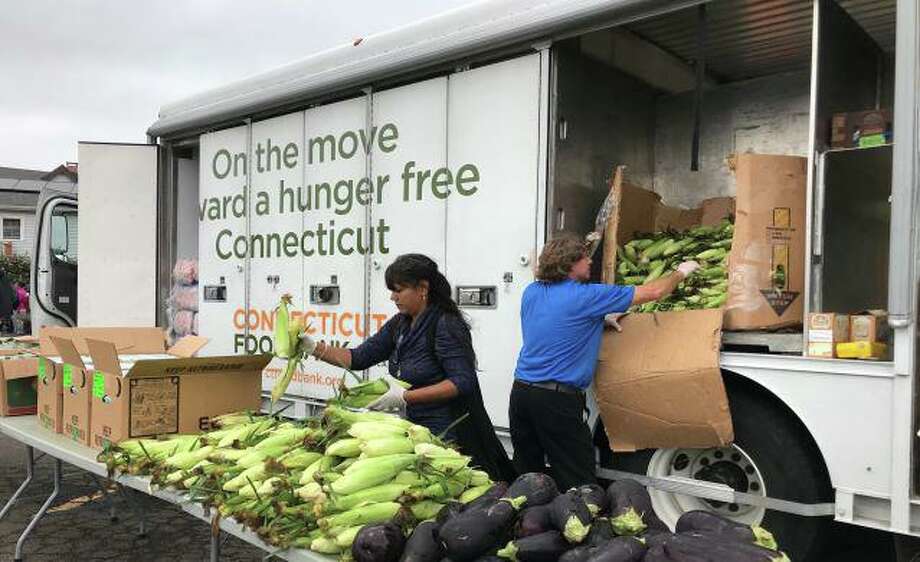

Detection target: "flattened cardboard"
[724, 154, 807, 330]
[700, 197, 736, 226]
[594, 309, 733, 451]
[167, 336, 209, 358]
[40, 327, 167, 356]
[0, 351, 38, 417]
[85, 338, 266, 448]
[51, 336, 92, 446]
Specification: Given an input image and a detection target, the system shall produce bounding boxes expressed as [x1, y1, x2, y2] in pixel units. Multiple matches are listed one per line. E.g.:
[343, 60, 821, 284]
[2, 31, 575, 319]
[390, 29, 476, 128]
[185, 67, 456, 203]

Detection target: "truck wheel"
[596, 375, 832, 562]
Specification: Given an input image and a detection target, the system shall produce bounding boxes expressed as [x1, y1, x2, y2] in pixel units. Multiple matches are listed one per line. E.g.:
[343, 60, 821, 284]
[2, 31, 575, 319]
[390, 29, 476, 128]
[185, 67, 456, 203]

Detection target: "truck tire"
[596, 374, 832, 562]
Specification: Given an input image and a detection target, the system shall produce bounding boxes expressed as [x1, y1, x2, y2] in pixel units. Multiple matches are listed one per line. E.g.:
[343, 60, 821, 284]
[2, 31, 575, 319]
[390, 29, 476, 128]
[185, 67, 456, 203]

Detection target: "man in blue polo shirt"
[510, 233, 699, 489]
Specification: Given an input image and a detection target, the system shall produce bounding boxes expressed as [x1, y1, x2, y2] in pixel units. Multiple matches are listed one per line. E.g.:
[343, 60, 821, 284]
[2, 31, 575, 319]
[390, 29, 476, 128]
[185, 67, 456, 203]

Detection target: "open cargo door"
[76, 143, 159, 326]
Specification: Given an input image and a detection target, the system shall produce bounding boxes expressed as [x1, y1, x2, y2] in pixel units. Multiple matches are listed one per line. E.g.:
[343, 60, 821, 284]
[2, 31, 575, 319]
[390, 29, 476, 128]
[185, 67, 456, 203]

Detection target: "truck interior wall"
[550, 38, 657, 241]
[175, 155, 199, 260]
[653, 71, 811, 207]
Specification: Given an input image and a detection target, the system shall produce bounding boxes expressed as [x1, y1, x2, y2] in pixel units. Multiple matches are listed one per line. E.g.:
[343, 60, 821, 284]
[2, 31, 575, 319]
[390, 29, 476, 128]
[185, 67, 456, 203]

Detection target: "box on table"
[806, 313, 851, 358]
[85, 334, 269, 449]
[0, 350, 38, 417]
[37, 326, 209, 443]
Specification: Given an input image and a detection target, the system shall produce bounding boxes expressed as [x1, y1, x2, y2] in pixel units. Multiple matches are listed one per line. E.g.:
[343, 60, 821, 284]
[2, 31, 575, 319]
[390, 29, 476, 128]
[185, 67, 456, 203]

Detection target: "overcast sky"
[1, 1, 476, 171]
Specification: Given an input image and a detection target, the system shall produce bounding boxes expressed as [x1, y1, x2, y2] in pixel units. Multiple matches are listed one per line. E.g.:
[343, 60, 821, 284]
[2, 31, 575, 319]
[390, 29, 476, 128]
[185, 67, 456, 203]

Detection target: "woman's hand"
[367, 375, 407, 416]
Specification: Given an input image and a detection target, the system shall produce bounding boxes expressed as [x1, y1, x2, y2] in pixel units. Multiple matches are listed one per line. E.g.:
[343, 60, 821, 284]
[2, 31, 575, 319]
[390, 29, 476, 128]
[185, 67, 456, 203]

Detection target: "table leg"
[118, 485, 147, 537]
[14, 457, 61, 562]
[210, 529, 221, 562]
[0, 445, 34, 521]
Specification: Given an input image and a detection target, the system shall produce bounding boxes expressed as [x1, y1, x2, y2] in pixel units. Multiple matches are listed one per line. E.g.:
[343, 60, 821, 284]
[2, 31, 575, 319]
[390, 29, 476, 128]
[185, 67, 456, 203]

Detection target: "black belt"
[515, 379, 584, 395]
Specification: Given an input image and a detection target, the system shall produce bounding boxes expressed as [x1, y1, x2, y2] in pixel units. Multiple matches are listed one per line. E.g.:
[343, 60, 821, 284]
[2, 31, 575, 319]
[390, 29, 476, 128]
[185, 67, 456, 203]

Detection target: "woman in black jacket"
[307, 253, 515, 482]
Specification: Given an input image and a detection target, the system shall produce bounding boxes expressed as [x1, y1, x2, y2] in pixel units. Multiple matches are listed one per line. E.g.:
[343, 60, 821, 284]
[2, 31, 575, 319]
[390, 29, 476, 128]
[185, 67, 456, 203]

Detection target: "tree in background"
[0, 254, 30, 287]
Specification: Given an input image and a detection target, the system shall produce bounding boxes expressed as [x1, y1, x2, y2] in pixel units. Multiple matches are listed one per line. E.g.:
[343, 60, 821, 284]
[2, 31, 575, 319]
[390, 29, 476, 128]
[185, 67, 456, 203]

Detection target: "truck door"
[76, 142, 159, 326]
[33, 195, 78, 327]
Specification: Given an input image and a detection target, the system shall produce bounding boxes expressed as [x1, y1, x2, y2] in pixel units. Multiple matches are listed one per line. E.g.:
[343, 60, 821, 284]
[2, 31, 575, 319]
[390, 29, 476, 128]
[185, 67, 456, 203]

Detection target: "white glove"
[677, 260, 701, 279]
[300, 333, 317, 356]
[367, 375, 407, 416]
[604, 313, 627, 332]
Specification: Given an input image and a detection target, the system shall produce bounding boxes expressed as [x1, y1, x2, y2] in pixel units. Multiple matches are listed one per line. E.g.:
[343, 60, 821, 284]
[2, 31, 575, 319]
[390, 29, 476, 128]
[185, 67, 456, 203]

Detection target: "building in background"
[0, 163, 77, 259]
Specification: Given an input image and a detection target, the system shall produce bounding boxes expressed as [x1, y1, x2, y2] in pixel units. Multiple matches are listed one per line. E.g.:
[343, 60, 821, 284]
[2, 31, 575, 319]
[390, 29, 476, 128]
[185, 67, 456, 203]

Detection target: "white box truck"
[30, 1, 918, 559]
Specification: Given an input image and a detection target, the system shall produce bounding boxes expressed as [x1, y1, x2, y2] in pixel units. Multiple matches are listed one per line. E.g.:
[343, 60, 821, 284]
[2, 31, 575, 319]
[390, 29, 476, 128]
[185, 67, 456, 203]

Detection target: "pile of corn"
[615, 219, 734, 313]
[98, 403, 491, 558]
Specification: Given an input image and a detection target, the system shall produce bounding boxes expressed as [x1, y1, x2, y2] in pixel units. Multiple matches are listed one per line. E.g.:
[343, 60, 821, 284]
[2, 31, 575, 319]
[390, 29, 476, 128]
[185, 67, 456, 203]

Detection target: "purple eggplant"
[548, 490, 593, 544]
[675, 510, 777, 550]
[584, 517, 615, 547]
[437, 502, 466, 526]
[571, 484, 608, 516]
[559, 545, 601, 562]
[496, 530, 569, 562]
[605, 480, 653, 536]
[353, 522, 406, 562]
[660, 532, 789, 561]
[401, 521, 444, 562]
[504, 473, 558, 507]
[583, 536, 646, 562]
[465, 482, 509, 513]
[439, 497, 526, 561]
[513, 505, 553, 538]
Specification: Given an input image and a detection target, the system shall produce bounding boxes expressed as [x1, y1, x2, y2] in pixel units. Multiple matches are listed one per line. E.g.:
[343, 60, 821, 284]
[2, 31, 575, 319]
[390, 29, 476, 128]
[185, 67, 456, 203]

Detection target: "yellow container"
[836, 341, 888, 360]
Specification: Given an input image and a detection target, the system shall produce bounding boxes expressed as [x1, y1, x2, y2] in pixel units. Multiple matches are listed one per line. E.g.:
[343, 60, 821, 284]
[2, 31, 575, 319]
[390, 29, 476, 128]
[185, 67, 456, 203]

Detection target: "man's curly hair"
[536, 233, 587, 282]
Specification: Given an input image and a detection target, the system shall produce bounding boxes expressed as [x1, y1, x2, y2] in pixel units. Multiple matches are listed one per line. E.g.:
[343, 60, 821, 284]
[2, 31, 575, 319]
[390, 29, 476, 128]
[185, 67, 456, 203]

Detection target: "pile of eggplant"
[350, 473, 790, 562]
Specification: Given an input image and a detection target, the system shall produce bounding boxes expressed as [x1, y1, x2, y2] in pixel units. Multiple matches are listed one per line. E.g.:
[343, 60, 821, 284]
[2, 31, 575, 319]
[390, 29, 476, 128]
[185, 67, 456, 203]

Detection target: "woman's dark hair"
[385, 253, 468, 328]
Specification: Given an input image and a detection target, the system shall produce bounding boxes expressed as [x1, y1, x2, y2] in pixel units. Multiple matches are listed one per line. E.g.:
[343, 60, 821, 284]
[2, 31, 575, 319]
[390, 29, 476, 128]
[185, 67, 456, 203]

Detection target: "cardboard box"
[84, 335, 268, 449]
[594, 309, 733, 451]
[597, 178, 735, 451]
[0, 351, 38, 417]
[831, 109, 892, 149]
[36, 326, 208, 440]
[806, 313, 850, 358]
[724, 154, 807, 330]
[850, 310, 889, 343]
[836, 341, 889, 360]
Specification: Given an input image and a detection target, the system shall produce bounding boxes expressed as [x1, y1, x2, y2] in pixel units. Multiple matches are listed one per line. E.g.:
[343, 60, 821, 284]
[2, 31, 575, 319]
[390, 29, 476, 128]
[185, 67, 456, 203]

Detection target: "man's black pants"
[509, 380, 596, 491]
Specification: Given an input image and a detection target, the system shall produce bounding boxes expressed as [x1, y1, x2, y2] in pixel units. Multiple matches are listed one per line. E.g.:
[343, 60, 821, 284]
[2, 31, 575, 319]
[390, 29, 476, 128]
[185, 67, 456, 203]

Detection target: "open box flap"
[49, 336, 87, 371]
[124, 354, 272, 380]
[166, 336, 210, 358]
[594, 309, 734, 451]
[85, 339, 123, 377]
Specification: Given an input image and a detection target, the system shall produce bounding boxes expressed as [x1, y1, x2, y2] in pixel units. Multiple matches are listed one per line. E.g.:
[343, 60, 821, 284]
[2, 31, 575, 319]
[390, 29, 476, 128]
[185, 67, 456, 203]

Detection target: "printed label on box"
[92, 372, 105, 399]
[62, 364, 73, 389]
[128, 377, 179, 437]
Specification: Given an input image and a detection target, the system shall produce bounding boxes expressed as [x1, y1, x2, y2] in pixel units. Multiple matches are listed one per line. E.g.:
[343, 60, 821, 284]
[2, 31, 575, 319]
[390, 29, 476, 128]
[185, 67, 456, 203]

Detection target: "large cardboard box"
[36, 355, 63, 433]
[849, 310, 889, 343]
[724, 154, 807, 331]
[85, 337, 269, 449]
[594, 310, 733, 451]
[0, 351, 38, 417]
[597, 179, 734, 451]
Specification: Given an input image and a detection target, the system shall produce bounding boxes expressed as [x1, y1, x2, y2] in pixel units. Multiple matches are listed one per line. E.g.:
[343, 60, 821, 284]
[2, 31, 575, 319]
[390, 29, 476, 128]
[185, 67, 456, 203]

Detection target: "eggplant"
[583, 517, 615, 547]
[496, 530, 569, 562]
[473, 557, 505, 562]
[465, 482, 509, 513]
[583, 536, 646, 562]
[548, 490, 592, 544]
[661, 533, 789, 561]
[641, 529, 675, 550]
[401, 521, 444, 562]
[513, 505, 553, 538]
[571, 484, 608, 516]
[675, 510, 777, 550]
[504, 473, 558, 507]
[353, 522, 406, 562]
[605, 480, 653, 536]
[437, 502, 466, 526]
[439, 497, 526, 561]
[559, 545, 601, 562]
